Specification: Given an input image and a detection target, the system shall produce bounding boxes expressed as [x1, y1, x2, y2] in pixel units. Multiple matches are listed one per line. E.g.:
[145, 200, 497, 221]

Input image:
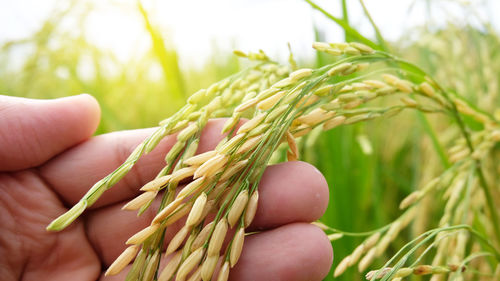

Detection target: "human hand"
[0, 94, 333, 281]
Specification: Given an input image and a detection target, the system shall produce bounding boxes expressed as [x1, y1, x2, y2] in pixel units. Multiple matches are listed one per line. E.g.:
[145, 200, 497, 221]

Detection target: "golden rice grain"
[323, 116, 347, 130]
[220, 160, 249, 181]
[142, 250, 160, 281]
[327, 233, 343, 241]
[164, 203, 191, 226]
[191, 221, 214, 251]
[217, 133, 246, 154]
[126, 224, 160, 245]
[350, 42, 374, 54]
[348, 245, 365, 266]
[419, 82, 436, 97]
[265, 104, 289, 122]
[363, 80, 387, 89]
[334, 255, 351, 277]
[158, 252, 182, 281]
[364, 232, 381, 249]
[178, 177, 207, 198]
[184, 151, 217, 166]
[170, 167, 196, 183]
[201, 255, 219, 281]
[228, 190, 249, 228]
[178, 123, 199, 142]
[230, 228, 245, 267]
[289, 68, 313, 82]
[194, 154, 228, 179]
[140, 175, 172, 191]
[122, 191, 157, 211]
[176, 248, 205, 281]
[257, 90, 286, 110]
[217, 261, 230, 281]
[344, 46, 361, 55]
[272, 77, 293, 88]
[236, 135, 263, 154]
[186, 193, 208, 227]
[328, 63, 352, 76]
[244, 191, 259, 227]
[166, 225, 190, 255]
[208, 218, 228, 256]
[237, 113, 266, 134]
[297, 108, 335, 125]
[312, 42, 330, 51]
[152, 197, 185, 224]
[105, 245, 140, 276]
[358, 248, 376, 272]
[187, 266, 202, 281]
[401, 97, 418, 107]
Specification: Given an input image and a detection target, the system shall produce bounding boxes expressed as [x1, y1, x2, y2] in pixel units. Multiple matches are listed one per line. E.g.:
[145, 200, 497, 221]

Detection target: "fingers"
[84, 161, 329, 265]
[230, 223, 333, 281]
[0, 94, 100, 171]
[40, 119, 230, 208]
[99, 223, 333, 281]
[249, 161, 329, 230]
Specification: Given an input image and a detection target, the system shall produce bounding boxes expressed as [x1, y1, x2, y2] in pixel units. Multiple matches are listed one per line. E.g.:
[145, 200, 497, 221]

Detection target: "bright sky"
[1, 0, 499, 68]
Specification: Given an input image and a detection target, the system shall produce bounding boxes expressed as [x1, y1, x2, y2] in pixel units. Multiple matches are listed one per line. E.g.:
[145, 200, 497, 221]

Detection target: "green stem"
[304, 0, 379, 50]
[358, 0, 390, 52]
[340, 0, 352, 41]
[448, 98, 500, 247]
[416, 112, 450, 168]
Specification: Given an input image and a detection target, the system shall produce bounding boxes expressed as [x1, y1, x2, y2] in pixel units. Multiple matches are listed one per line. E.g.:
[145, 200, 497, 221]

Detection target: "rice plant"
[45, 33, 500, 280]
[1, 0, 498, 280]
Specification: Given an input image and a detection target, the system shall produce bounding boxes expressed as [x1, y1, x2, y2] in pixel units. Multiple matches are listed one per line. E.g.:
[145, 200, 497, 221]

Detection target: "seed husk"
[122, 191, 157, 211]
[170, 167, 196, 183]
[184, 151, 217, 166]
[334, 255, 351, 277]
[164, 203, 191, 226]
[244, 191, 259, 227]
[178, 177, 207, 198]
[230, 228, 245, 267]
[191, 222, 214, 251]
[126, 224, 160, 245]
[186, 193, 208, 227]
[323, 116, 346, 130]
[140, 175, 172, 191]
[194, 154, 228, 179]
[257, 90, 286, 110]
[358, 248, 376, 272]
[220, 160, 249, 181]
[208, 218, 228, 256]
[105, 245, 140, 276]
[217, 261, 230, 281]
[237, 135, 263, 154]
[228, 190, 249, 228]
[177, 248, 205, 281]
[201, 255, 219, 281]
[158, 252, 183, 281]
[153, 197, 185, 224]
[166, 225, 191, 255]
[188, 266, 202, 281]
[142, 250, 160, 281]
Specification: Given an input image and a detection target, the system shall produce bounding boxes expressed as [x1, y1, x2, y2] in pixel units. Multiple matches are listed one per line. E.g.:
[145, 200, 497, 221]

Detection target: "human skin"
[0, 94, 333, 281]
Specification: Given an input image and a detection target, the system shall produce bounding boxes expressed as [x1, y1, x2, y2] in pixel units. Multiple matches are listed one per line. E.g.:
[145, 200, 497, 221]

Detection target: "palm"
[0, 170, 100, 281]
[0, 95, 332, 281]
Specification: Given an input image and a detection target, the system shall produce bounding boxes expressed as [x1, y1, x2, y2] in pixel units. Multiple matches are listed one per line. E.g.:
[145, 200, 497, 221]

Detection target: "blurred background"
[2, 0, 500, 280]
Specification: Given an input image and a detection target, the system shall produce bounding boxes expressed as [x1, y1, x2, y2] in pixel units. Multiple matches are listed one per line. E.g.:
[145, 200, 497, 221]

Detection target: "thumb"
[0, 94, 101, 171]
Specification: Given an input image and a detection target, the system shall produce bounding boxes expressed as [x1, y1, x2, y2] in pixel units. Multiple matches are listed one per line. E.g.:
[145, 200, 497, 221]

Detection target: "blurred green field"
[2, 1, 499, 280]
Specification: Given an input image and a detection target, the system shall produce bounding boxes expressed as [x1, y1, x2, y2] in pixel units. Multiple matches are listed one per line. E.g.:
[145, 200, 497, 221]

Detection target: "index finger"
[39, 119, 232, 208]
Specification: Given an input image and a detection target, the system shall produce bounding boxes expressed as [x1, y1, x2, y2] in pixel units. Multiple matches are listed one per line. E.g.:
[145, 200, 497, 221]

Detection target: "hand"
[0, 94, 332, 281]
